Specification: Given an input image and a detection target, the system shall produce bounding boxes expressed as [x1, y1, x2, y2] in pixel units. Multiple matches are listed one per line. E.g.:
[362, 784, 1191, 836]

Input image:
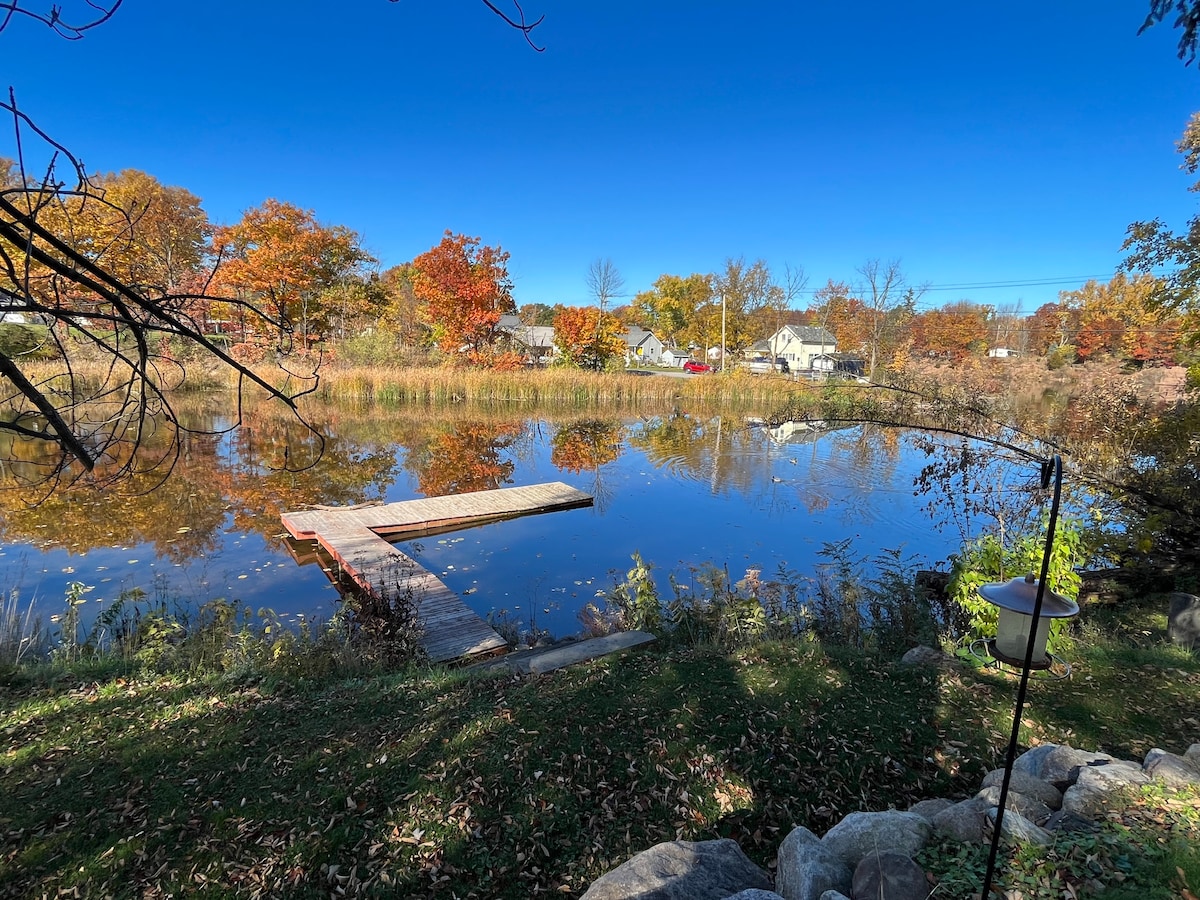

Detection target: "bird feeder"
[978, 573, 1079, 670]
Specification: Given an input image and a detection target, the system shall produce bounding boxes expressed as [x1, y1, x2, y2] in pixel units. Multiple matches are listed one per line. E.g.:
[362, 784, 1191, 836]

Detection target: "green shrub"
[946, 514, 1085, 652]
[1046, 344, 1076, 370]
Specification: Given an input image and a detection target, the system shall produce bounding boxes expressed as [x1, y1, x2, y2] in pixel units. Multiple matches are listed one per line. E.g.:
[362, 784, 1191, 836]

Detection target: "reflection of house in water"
[764, 419, 828, 443]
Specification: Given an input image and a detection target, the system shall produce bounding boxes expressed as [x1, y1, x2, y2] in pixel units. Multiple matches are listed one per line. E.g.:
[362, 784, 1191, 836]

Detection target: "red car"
[683, 360, 714, 374]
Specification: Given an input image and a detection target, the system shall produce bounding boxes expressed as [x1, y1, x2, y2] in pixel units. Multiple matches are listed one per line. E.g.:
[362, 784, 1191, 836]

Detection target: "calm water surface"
[0, 406, 1016, 639]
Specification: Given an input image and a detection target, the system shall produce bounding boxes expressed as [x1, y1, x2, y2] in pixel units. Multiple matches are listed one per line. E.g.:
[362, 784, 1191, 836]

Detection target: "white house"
[622, 327, 664, 365]
[752, 325, 837, 371]
[660, 347, 691, 368]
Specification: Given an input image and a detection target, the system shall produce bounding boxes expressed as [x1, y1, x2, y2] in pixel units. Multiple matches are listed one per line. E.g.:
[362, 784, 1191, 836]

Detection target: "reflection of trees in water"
[910, 435, 1047, 544]
[402, 420, 524, 496]
[550, 420, 624, 513]
[0, 402, 400, 559]
[628, 412, 776, 498]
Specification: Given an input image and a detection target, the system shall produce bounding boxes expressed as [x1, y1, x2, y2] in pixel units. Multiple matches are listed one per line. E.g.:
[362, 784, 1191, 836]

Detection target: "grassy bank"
[2, 600, 1197, 899]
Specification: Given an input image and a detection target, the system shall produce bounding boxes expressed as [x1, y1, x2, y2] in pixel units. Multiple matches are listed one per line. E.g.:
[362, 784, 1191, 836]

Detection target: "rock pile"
[580, 742, 1200, 900]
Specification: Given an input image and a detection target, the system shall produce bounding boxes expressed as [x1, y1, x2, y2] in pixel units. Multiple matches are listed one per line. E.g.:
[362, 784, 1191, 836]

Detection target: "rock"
[980, 768, 1063, 810]
[1143, 748, 1200, 787]
[986, 807, 1052, 846]
[580, 838, 772, 900]
[931, 798, 990, 843]
[852, 851, 931, 900]
[817, 893, 852, 900]
[1061, 762, 1151, 819]
[907, 798, 953, 822]
[726, 892, 785, 900]
[1012, 744, 1119, 788]
[1186, 744, 1200, 767]
[774, 826, 852, 900]
[1168, 592, 1200, 649]
[974, 785, 1053, 825]
[821, 811, 932, 869]
[900, 645, 953, 668]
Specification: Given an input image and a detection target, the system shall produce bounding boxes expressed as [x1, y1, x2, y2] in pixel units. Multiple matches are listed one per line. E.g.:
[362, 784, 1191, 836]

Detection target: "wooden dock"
[281, 482, 594, 663]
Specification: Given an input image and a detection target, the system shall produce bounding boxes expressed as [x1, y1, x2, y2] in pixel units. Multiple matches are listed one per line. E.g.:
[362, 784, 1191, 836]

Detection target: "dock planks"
[281, 482, 593, 663]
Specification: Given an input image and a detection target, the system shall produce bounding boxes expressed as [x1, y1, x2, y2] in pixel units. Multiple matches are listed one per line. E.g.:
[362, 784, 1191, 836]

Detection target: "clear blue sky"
[3, 1, 1197, 314]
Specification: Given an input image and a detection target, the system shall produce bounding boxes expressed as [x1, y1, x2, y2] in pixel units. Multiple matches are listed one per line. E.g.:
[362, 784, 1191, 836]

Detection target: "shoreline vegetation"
[2, 355, 1198, 897]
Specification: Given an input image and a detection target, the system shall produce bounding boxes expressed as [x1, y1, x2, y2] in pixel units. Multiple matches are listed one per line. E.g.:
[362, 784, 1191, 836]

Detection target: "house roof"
[773, 325, 836, 345]
[497, 314, 555, 348]
[622, 327, 660, 349]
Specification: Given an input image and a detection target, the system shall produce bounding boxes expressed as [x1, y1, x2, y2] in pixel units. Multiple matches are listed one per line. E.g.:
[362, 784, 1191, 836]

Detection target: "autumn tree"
[707, 258, 779, 356]
[213, 199, 370, 352]
[1025, 302, 1078, 355]
[1124, 112, 1200, 347]
[376, 264, 429, 348]
[809, 279, 868, 355]
[411, 231, 514, 363]
[1060, 273, 1179, 364]
[909, 301, 990, 361]
[552, 305, 626, 370]
[0, 105, 320, 486]
[631, 273, 712, 347]
[857, 259, 920, 379]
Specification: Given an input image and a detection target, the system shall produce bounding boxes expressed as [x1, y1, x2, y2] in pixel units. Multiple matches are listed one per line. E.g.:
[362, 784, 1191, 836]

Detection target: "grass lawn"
[1, 619, 1198, 898]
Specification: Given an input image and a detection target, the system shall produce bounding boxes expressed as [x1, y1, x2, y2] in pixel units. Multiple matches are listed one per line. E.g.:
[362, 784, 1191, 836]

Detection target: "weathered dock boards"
[281, 482, 594, 663]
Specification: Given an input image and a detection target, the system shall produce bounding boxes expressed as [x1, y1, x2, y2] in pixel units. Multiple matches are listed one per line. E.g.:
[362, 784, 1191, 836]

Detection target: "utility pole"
[720, 291, 726, 373]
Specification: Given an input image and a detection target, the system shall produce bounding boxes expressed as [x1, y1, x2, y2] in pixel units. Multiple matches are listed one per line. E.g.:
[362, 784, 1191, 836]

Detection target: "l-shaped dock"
[281, 482, 593, 662]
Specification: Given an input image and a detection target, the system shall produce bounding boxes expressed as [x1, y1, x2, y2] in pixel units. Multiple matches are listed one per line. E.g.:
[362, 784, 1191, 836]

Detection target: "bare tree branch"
[0, 0, 122, 40]
[0, 92, 322, 490]
[387, 0, 545, 51]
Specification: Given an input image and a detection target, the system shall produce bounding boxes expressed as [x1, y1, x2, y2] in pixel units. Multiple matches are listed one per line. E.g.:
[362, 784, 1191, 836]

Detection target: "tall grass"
[0, 589, 44, 667]
[309, 364, 810, 409]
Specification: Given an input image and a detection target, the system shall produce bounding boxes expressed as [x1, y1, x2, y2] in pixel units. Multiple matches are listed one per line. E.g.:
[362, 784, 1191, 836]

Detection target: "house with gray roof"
[750, 325, 837, 371]
[622, 326, 664, 366]
[497, 314, 556, 365]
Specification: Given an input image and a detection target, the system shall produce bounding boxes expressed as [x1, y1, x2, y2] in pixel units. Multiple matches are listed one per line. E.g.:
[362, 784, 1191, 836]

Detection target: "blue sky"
[3, 1, 1197, 313]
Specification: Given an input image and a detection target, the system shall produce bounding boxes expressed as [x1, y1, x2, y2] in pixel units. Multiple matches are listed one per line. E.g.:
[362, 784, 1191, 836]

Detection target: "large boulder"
[980, 768, 1063, 810]
[987, 807, 1052, 847]
[1187, 744, 1200, 767]
[1012, 744, 1122, 788]
[852, 851, 931, 900]
[774, 826, 852, 900]
[580, 838, 772, 900]
[1143, 748, 1200, 787]
[974, 785, 1053, 825]
[1168, 592, 1200, 649]
[818, 893, 852, 900]
[821, 811, 932, 869]
[931, 798, 989, 843]
[907, 798, 954, 822]
[1061, 762, 1151, 819]
[726, 892, 785, 900]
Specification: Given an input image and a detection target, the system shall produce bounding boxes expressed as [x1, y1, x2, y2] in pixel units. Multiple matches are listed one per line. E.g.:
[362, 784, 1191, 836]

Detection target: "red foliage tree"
[411, 231, 514, 360]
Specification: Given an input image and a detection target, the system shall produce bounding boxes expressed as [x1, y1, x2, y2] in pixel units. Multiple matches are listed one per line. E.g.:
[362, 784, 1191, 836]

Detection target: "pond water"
[0, 402, 1039, 640]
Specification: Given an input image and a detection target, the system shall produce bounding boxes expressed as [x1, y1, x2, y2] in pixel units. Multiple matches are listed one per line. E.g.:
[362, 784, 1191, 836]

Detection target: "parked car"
[744, 356, 790, 375]
[683, 360, 714, 373]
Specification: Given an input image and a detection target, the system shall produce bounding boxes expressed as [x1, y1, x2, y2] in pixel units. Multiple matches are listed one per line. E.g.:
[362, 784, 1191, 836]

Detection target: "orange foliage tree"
[551, 305, 627, 369]
[910, 301, 990, 360]
[411, 231, 514, 362]
[213, 199, 369, 351]
[1060, 274, 1180, 364]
